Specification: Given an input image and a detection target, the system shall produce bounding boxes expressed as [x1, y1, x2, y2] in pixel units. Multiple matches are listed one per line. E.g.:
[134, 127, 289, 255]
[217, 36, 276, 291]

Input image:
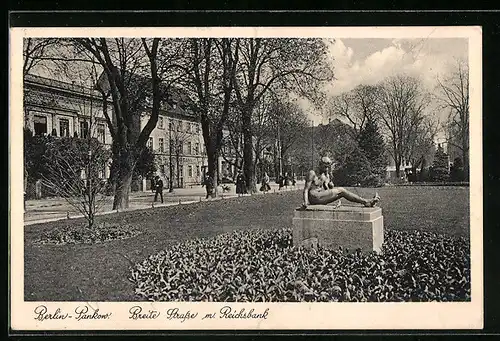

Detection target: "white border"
[9, 26, 483, 331]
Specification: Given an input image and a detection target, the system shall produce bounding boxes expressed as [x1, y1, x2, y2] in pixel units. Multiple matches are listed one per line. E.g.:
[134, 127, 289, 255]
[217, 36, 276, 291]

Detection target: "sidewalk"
[24, 181, 305, 225]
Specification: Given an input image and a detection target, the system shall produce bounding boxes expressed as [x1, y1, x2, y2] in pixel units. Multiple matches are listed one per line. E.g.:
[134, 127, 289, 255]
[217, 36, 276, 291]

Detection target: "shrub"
[430, 145, 450, 182]
[130, 228, 470, 302]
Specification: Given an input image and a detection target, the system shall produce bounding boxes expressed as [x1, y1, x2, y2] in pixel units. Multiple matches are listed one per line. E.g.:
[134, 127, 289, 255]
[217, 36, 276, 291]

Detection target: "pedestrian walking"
[284, 172, 290, 188]
[204, 174, 214, 199]
[236, 170, 246, 197]
[278, 174, 284, 190]
[260, 172, 271, 193]
[154, 175, 164, 203]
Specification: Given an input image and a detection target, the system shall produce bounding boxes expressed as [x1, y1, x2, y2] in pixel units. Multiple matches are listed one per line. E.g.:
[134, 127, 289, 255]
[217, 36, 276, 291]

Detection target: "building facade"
[24, 73, 242, 190]
[24, 74, 114, 178]
[142, 109, 206, 188]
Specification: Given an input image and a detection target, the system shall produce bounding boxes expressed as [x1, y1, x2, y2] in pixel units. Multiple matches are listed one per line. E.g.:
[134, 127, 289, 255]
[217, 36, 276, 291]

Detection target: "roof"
[24, 73, 102, 99]
[97, 69, 197, 119]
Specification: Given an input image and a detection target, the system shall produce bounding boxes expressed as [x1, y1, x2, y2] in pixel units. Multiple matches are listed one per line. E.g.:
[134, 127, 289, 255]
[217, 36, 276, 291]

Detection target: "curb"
[24, 186, 302, 226]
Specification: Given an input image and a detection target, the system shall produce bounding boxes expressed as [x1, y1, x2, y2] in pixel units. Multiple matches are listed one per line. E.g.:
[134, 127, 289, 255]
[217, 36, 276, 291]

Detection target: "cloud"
[300, 38, 467, 125]
[326, 38, 465, 97]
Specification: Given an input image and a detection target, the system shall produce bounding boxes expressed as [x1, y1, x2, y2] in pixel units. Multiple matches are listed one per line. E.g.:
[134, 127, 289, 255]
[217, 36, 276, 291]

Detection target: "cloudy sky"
[305, 37, 469, 125]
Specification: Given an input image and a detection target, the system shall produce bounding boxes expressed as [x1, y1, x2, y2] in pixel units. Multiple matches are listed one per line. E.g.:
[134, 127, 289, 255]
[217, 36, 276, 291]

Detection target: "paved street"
[24, 181, 305, 225]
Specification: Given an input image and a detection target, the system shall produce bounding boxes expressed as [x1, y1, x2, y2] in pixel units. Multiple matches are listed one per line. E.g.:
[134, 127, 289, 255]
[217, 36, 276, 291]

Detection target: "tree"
[75, 38, 187, 209]
[333, 144, 372, 186]
[430, 144, 449, 182]
[449, 157, 465, 182]
[170, 121, 192, 187]
[22, 38, 62, 77]
[24, 128, 49, 182]
[328, 84, 382, 137]
[221, 105, 244, 179]
[436, 59, 469, 180]
[357, 117, 386, 186]
[269, 98, 309, 176]
[232, 38, 334, 192]
[183, 38, 239, 197]
[406, 117, 438, 179]
[41, 136, 111, 229]
[377, 75, 430, 178]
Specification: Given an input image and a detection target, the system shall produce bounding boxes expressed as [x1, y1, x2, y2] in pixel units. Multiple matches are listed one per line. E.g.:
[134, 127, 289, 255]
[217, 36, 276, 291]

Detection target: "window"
[169, 121, 174, 131]
[196, 166, 200, 177]
[179, 165, 184, 177]
[188, 165, 193, 177]
[59, 118, 70, 137]
[194, 142, 200, 155]
[97, 123, 106, 143]
[187, 141, 192, 155]
[195, 124, 200, 134]
[169, 139, 174, 152]
[80, 121, 89, 139]
[34, 115, 47, 136]
[177, 120, 182, 131]
[161, 164, 165, 174]
[159, 138, 164, 153]
[158, 116, 164, 129]
[147, 137, 153, 149]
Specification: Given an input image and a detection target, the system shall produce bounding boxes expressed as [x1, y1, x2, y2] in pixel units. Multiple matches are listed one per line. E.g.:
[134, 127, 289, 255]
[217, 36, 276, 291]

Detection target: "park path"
[24, 181, 305, 225]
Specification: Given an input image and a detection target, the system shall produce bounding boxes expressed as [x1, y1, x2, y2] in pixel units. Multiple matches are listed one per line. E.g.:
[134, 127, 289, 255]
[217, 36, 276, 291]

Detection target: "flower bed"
[129, 228, 470, 302]
[33, 222, 142, 245]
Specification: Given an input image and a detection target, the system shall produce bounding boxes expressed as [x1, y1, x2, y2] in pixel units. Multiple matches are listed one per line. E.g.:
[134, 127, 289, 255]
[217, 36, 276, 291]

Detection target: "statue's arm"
[303, 171, 315, 207]
[303, 182, 311, 207]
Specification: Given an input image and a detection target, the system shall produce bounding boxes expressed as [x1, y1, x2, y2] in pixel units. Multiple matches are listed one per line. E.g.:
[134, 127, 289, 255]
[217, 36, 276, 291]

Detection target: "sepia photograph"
[10, 26, 483, 330]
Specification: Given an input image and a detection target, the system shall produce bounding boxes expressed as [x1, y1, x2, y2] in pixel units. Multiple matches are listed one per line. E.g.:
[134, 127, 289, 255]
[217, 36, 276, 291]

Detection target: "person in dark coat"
[204, 174, 214, 199]
[154, 175, 164, 203]
[260, 172, 271, 193]
[284, 172, 290, 187]
[236, 171, 246, 196]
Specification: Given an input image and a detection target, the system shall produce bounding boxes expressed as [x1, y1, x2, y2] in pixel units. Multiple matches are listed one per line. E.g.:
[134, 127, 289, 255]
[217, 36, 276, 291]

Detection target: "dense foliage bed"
[130, 228, 470, 302]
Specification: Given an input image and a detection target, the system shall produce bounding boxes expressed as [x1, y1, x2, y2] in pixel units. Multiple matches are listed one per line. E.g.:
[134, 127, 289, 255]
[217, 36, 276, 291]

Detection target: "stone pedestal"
[292, 205, 384, 253]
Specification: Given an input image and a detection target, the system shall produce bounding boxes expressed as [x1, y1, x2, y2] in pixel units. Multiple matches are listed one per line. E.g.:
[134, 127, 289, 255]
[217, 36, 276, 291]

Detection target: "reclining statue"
[302, 156, 380, 209]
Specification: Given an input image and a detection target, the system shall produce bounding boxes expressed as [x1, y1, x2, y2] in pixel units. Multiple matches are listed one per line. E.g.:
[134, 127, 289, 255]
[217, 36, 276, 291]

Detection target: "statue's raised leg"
[309, 187, 380, 207]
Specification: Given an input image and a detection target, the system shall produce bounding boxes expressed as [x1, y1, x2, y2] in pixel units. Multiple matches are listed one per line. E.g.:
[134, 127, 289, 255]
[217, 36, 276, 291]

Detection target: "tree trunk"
[112, 150, 136, 210]
[463, 149, 469, 181]
[112, 169, 133, 209]
[462, 128, 469, 181]
[395, 161, 401, 180]
[176, 154, 180, 188]
[207, 146, 219, 197]
[242, 113, 256, 193]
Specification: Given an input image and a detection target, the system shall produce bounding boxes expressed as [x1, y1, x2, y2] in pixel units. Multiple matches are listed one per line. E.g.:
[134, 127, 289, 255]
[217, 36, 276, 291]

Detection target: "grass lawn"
[23, 186, 470, 301]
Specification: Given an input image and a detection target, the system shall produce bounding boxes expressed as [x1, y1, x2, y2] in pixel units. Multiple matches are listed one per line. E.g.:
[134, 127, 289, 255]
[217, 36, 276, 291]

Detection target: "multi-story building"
[23, 74, 114, 178]
[141, 99, 206, 188]
[24, 73, 238, 190]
